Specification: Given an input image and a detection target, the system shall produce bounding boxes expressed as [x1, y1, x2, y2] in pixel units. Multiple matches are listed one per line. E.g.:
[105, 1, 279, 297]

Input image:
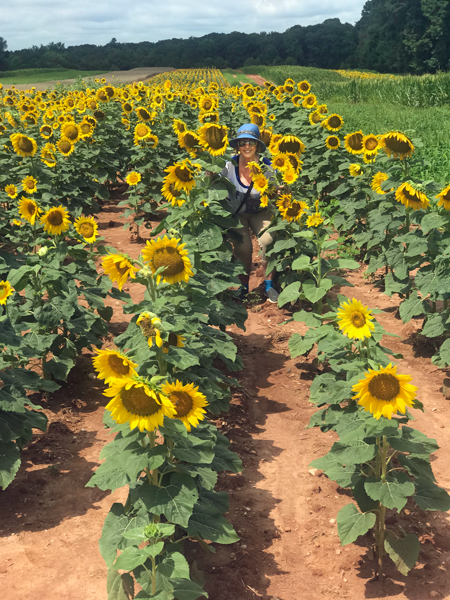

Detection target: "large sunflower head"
[141, 236, 194, 285]
[178, 130, 200, 155]
[277, 135, 305, 156]
[322, 114, 344, 132]
[93, 348, 138, 384]
[161, 380, 208, 432]
[352, 363, 417, 420]
[337, 298, 375, 340]
[436, 185, 450, 210]
[252, 173, 269, 194]
[380, 131, 414, 160]
[40, 205, 71, 235]
[74, 216, 98, 243]
[102, 252, 138, 290]
[21, 175, 38, 194]
[298, 80, 311, 94]
[18, 197, 41, 225]
[161, 180, 185, 207]
[41, 143, 57, 167]
[57, 139, 75, 157]
[306, 212, 324, 228]
[164, 160, 200, 194]
[272, 152, 290, 172]
[40, 124, 53, 139]
[136, 106, 152, 122]
[172, 119, 187, 136]
[198, 123, 228, 156]
[302, 94, 317, 109]
[362, 134, 380, 156]
[104, 378, 176, 432]
[395, 182, 430, 211]
[344, 131, 364, 154]
[61, 122, 81, 143]
[0, 281, 14, 305]
[134, 122, 151, 141]
[10, 133, 38, 157]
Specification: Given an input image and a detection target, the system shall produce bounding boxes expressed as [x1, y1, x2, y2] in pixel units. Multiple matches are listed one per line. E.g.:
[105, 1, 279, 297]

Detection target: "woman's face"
[238, 138, 258, 162]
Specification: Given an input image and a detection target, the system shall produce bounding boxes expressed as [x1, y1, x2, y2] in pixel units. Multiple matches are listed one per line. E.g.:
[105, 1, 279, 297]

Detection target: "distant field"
[220, 69, 261, 87]
[0, 68, 105, 85]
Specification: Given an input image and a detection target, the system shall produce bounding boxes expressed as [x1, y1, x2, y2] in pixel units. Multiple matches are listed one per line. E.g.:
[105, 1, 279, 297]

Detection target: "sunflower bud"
[37, 246, 49, 257]
[167, 228, 180, 238]
[144, 523, 161, 539]
[138, 266, 152, 278]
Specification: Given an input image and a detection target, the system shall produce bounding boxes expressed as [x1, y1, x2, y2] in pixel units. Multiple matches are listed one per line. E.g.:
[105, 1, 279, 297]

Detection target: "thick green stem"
[151, 556, 156, 595]
[375, 436, 390, 579]
[315, 237, 323, 314]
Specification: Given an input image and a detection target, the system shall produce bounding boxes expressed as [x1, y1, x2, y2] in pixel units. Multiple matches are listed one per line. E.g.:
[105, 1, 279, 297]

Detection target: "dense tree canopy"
[1, 2, 450, 75]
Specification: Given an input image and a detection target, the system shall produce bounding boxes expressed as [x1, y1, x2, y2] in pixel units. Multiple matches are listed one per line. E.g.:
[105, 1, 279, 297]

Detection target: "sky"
[2, 0, 367, 52]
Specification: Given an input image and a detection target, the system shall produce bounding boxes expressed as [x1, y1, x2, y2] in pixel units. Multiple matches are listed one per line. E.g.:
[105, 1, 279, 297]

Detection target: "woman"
[221, 123, 279, 303]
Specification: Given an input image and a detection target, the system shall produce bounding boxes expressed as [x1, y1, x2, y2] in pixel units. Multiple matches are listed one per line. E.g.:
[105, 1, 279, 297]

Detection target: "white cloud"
[3, 0, 366, 51]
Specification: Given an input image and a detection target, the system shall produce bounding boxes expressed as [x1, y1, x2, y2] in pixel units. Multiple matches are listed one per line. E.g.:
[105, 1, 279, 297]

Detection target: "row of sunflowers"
[1, 66, 450, 591]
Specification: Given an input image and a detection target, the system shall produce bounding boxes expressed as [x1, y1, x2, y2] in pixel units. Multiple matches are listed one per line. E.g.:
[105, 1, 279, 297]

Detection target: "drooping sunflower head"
[344, 131, 364, 154]
[102, 252, 138, 290]
[337, 298, 375, 340]
[380, 131, 414, 160]
[104, 378, 176, 432]
[10, 133, 38, 157]
[277, 135, 305, 156]
[281, 199, 309, 223]
[41, 143, 57, 167]
[178, 130, 200, 155]
[436, 185, 450, 210]
[325, 136, 340, 150]
[136, 311, 163, 348]
[309, 110, 323, 126]
[247, 161, 262, 177]
[162, 332, 185, 354]
[172, 118, 187, 136]
[161, 180, 185, 207]
[141, 236, 194, 285]
[395, 182, 430, 211]
[371, 172, 391, 195]
[40, 205, 71, 235]
[93, 348, 138, 384]
[136, 106, 152, 121]
[164, 160, 200, 194]
[22, 175, 38, 194]
[198, 123, 228, 156]
[126, 171, 141, 186]
[0, 280, 14, 305]
[74, 216, 98, 243]
[352, 363, 417, 420]
[18, 197, 41, 225]
[40, 124, 53, 139]
[349, 164, 364, 177]
[161, 380, 208, 432]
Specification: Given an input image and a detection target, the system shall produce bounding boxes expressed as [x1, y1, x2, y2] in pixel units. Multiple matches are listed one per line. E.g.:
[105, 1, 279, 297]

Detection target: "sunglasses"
[238, 140, 257, 147]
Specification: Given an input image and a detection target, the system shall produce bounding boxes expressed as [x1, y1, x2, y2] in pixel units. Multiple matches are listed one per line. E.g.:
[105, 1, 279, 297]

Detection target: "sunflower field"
[1, 67, 450, 596]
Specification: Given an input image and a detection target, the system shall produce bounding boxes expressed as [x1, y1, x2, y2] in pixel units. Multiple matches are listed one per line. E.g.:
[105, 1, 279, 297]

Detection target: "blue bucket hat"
[229, 123, 266, 153]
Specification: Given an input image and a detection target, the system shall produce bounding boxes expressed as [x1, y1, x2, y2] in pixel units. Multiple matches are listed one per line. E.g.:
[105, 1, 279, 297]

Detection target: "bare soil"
[1, 193, 450, 600]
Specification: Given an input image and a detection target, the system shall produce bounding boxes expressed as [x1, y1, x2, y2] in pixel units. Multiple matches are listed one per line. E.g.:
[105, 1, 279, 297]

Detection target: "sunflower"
[146, 134, 159, 148]
[173, 119, 187, 136]
[0, 281, 14, 305]
[380, 131, 414, 160]
[136, 106, 152, 122]
[260, 195, 269, 208]
[277, 135, 305, 156]
[40, 205, 71, 235]
[280, 199, 309, 222]
[61, 122, 81, 143]
[371, 172, 390, 195]
[103, 378, 176, 432]
[93, 348, 138, 384]
[41, 143, 57, 167]
[162, 332, 185, 354]
[306, 212, 324, 228]
[161, 380, 208, 432]
[141, 236, 194, 285]
[272, 152, 290, 171]
[57, 139, 75, 157]
[283, 168, 298, 185]
[198, 110, 219, 124]
[198, 123, 228, 156]
[291, 95, 303, 108]
[247, 161, 263, 177]
[74, 216, 98, 243]
[337, 298, 375, 340]
[277, 193, 293, 213]
[198, 95, 217, 112]
[252, 173, 269, 194]
[18, 197, 41, 225]
[164, 160, 200, 194]
[79, 122, 94, 139]
[362, 134, 380, 156]
[161, 180, 185, 207]
[40, 124, 53, 139]
[309, 110, 322, 126]
[134, 122, 151, 142]
[136, 312, 163, 347]
[126, 171, 141, 186]
[325, 135, 340, 150]
[298, 80, 311, 94]
[10, 133, 38, 157]
[436, 185, 450, 210]
[344, 131, 364, 154]
[352, 363, 417, 420]
[322, 114, 344, 132]
[102, 253, 138, 290]
[349, 164, 364, 177]
[5, 184, 18, 199]
[178, 130, 200, 155]
[395, 182, 430, 211]
[317, 104, 328, 115]
[21, 175, 38, 194]
[260, 128, 272, 148]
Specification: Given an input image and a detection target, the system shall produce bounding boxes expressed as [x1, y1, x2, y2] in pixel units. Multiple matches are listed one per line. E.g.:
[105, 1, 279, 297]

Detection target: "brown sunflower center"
[365, 137, 378, 151]
[286, 204, 302, 217]
[59, 141, 72, 153]
[402, 187, 421, 204]
[79, 222, 94, 237]
[384, 136, 412, 154]
[311, 113, 321, 123]
[138, 108, 150, 120]
[48, 210, 63, 226]
[328, 137, 339, 147]
[42, 126, 52, 136]
[136, 124, 148, 137]
[183, 133, 198, 149]
[174, 166, 193, 183]
[299, 83, 309, 92]
[202, 100, 213, 111]
[98, 91, 108, 102]
[116, 262, 131, 275]
[350, 311, 366, 328]
[25, 180, 35, 189]
[64, 125, 79, 141]
[204, 126, 227, 149]
[81, 123, 91, 135]
[27, 202, 36, 216]
[169, 391, 193, 417]
[328, 116, 342, 128]
[94, 110, 105, 120]
[152, 247, 184, 277]
[347, 133, 363, 151]
[279, 138, 301, 154]
[275, 158, 286, 168]
[368, 373, 400, 402]
[108, 354, 130, 376]
[18, 137, 33, 153]
[168, 183, 182, 198]
[121, 386, 160, 416]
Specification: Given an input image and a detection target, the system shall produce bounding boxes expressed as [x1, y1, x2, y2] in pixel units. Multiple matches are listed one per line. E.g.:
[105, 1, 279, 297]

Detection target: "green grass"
[220, 69, 262, 87]
[0, 68, 105, 85]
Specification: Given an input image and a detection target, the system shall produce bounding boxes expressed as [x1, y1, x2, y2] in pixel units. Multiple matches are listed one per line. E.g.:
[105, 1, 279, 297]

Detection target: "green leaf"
[293, 309, 322, 327]
[139, 473, 199, 527]
[291, 255, 311, 270]
[0, 441, 21, 490]
[421, 212, 446, 235]
[353, 477, 380, 513]
[99, 504, 150, 568]
[114, 543, 164, 570]
[309, 453, 359, 488]
[421, 313, 446, 338]
[302, 278, 333, 304]
[364, 472, 415, 511]
[337, 503, 376, 546]
[329, 439, 377, 465]
[277, 281, 301, 307]
[384, 533, 420, 576]
[188, 499, 239, 544]
[197, 224, 223, 252]
[289, 333, 314, 358]
[399, 292, 424, 324]
[414, 478, 450, 511]
[398, 454, 435, 482]
[172, 578, 208, 600]
[107, 570, 135, 600]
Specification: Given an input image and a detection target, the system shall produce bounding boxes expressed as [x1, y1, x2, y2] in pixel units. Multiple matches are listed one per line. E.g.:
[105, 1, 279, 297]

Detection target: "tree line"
[1, 1, 450, 75]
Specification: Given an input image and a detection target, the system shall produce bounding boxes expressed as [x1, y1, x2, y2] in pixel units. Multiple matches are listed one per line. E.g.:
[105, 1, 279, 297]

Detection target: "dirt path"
[3, 67, 175, 91]
[246, 74, 269, 87]
[1, 195, 450, 600]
